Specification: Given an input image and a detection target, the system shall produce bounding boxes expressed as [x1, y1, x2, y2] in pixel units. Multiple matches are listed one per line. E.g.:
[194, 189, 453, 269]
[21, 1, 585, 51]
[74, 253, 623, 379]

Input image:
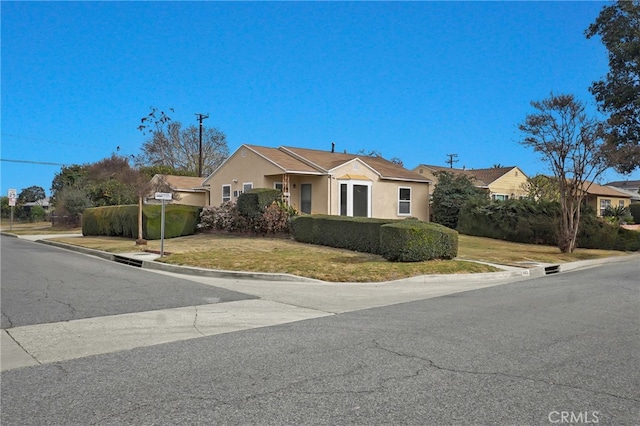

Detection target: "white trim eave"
[379, 176, 432, 184]
[328, 157, 377, 176]
[173, 188, 207, 193]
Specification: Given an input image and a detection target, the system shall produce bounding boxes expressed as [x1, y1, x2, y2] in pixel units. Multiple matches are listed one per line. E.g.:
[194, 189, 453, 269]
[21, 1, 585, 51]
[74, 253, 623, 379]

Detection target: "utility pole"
[446, 153, 459, 168]
[195, 113, 209, 177]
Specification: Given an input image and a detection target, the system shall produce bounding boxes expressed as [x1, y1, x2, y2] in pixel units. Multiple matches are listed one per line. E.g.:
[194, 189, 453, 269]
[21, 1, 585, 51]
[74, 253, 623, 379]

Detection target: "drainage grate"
[544, 264, 560, 275]
[113, 255, 144, 268]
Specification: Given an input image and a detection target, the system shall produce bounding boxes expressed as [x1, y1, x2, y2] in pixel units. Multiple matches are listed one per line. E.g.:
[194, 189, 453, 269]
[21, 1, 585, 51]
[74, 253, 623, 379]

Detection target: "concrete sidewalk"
[2, 232, 638, 372]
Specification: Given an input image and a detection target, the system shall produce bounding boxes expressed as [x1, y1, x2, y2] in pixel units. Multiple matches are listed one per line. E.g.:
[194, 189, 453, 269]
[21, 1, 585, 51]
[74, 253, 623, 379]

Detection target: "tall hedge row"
[458, 199, 639, 251]
[82, 204, 201, 240]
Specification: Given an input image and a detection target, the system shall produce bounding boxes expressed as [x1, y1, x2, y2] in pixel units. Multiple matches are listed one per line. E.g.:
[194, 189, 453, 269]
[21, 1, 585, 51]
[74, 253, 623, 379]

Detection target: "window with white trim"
[274, 182, 283, 191]
[243, 182, 253, 193]
[600, 199, 611, 216]
[398, 187, 411, 215]
[222, 185, 231, 203]
[492, 194, 509, 201]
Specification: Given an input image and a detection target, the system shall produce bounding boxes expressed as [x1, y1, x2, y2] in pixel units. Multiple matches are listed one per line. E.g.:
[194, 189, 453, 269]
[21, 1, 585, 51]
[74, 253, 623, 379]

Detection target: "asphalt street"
[1, 236, 257, 328]
[1, 235, 638, 425]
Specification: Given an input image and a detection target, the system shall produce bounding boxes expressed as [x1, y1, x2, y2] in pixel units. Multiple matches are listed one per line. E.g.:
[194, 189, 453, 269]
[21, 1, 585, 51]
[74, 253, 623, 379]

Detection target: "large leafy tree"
[586, 0, 640, 174]
[51, 164, 89, 206]
[523, 174, 560, 202]
[519, 93, 607, 253]
[136, 107, 229, 177]
[17, 186, 46, 204]
[432, 171, 485, 229]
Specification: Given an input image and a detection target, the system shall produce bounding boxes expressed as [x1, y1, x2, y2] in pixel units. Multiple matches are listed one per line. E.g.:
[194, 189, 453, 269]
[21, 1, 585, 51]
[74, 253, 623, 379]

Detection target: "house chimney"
[331, 142, 335, 153]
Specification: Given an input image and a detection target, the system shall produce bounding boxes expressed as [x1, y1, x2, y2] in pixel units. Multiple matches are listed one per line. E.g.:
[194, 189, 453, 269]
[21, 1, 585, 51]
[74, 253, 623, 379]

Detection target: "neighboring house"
[147, 175, 208, 207]
[605, 180, 640, 203]
[581, 181, 632, 216]
[23, 197, 51, 213]
[412, 165, 529, 200]
[202, 144, 432, 221]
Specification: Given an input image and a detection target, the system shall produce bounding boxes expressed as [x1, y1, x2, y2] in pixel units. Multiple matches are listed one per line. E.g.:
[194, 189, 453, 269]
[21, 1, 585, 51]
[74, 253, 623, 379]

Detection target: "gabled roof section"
[467, 166, 526, 185]
[154, 175, 207, 192]
[282, 146, 430, 182]
[582, 181, 631, 198]
[245, 145, 321, 174]
[415, 164, 488, 187]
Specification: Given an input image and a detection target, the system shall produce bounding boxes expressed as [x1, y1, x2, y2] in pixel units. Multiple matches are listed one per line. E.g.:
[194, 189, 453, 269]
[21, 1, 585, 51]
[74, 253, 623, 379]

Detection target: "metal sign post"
[154, 192, 172, 257]
[8, 189, 17, 231]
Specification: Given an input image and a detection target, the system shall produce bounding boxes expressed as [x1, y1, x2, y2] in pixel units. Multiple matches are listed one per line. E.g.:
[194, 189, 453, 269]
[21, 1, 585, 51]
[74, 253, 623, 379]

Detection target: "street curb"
[21, 236, 640, 284]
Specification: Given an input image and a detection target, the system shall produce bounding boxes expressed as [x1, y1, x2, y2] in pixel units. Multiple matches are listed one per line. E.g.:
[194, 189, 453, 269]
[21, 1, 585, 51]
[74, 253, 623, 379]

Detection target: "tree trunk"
[135, 195, 147, 245]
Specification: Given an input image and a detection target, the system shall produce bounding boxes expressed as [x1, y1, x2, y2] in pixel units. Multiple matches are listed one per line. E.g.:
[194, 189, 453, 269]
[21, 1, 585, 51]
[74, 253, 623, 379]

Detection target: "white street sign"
[8, 189, 17, 206]
[154, 192, 172, 201]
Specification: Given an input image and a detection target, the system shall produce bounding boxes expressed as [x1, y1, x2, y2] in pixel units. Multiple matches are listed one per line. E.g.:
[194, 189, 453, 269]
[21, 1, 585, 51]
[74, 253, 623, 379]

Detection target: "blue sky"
[2, 1, 637, 197]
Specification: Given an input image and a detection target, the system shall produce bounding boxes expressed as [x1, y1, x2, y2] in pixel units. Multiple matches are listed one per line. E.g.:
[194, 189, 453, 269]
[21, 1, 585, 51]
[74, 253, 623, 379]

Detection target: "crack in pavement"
[370, 340, 639, 403]
[2, 311, 15, 328]
[5, 329, 42, 366]
[193, 306, 205, 336]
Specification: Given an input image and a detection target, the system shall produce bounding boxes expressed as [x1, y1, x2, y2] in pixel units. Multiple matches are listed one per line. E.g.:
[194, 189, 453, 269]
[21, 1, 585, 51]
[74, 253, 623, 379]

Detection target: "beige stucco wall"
[204, 147, 286, 206]
[488, 168, 529, 199]
[329, 160, 430, 221]
[172, 192, 207, 207]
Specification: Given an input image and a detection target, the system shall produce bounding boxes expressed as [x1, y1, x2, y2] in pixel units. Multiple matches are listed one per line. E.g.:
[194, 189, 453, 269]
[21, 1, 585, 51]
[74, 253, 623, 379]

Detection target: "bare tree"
[519, 93, 607, 253]
[136, 107, 229, 176]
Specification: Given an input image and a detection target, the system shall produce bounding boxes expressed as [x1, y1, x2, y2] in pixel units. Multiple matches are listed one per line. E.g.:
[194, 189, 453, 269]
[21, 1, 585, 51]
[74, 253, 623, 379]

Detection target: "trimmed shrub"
[82, 205, 138, 237]
[380, 221, 458, 261]
[83, 204, 200, 239]
[291, 215, 395, 254]
[237, 188, 282, 220]
[144, 204, 201, 240]
[629, 203, 640, 224]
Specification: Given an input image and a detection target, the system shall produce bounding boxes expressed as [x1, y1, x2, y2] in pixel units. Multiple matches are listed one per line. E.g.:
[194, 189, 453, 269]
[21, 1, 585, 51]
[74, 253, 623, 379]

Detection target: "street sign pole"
[160, 199, 166, 257]
[8, 189, 17, 231]
[154, 192, 172, 257]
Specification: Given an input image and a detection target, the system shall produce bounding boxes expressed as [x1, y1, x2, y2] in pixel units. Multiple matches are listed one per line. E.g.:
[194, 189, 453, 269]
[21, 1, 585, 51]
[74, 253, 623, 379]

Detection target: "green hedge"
[237, 188, 282, 219]
[82, 204, 201, 239]
[380, 221, 458, 261]
[291, 215, 396, 254]
[143, 204, 201, 240]
[290, 215, 457, 260]
[630, 203, 640, 224]
[458, 199, 639, 251]
[82, 205, 138, 238]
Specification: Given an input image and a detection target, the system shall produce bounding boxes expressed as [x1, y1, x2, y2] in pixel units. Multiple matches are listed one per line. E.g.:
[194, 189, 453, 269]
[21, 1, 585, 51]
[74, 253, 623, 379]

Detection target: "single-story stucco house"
[202, 144, 432, 222]
[412, 164, 529, 200]
[147, 174, 208, 206]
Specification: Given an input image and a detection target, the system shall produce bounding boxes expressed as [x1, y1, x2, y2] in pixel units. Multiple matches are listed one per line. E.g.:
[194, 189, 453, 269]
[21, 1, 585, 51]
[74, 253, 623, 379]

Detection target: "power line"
[1, 158, 67, 166]
[1, 133, 105, 150]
